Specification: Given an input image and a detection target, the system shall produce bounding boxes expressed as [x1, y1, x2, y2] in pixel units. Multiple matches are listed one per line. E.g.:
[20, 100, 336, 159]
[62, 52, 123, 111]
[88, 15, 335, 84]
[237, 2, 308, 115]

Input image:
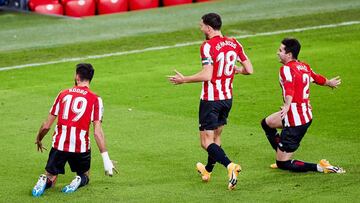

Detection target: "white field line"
[1, 21, 359, 72]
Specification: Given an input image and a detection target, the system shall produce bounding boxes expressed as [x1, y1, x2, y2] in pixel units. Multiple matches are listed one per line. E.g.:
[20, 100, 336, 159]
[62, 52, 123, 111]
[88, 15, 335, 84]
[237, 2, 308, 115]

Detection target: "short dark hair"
[76, 63, 94, 82]
[201, 13, 222, 30]
[281, 38, 301, 59]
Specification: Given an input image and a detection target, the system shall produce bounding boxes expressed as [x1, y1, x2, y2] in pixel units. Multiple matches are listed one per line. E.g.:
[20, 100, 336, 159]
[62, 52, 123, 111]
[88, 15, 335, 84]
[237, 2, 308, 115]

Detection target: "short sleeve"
[200, 42, 213, 66]
[91, 97, 104, 122]
[234, 39, 248, 62]
[49, 92, 61, 116]
[279, 65, 295, 97]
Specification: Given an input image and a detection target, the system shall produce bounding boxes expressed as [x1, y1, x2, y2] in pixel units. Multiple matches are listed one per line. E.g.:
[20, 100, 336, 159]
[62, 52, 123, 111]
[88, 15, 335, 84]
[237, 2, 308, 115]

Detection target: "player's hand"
[101, 152, 118, 177]
[35, 140, 47, 153]
[105, 160, 119, 177]
[168, 70, 185, 85]
[327, 76, 341, 89]
[234, 65, 242, 74]
[280, 104, 290, 119]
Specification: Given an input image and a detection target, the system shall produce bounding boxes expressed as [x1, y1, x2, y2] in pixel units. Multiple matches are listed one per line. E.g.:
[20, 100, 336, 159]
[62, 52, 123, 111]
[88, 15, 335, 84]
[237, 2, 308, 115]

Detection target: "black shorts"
[278, 120, 312, 153]
[45, 148, 91, 175]
[199, 99, 232, 131]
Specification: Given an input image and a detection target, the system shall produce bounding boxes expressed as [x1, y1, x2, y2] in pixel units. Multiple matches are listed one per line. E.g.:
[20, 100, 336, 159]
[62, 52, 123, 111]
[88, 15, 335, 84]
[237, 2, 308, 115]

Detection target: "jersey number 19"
[62, 95, 87, 121]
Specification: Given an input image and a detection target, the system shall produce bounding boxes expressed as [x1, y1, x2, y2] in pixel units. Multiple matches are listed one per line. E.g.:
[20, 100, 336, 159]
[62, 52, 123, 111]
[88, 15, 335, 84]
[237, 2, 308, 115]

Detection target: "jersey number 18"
[216, 51, 237, 77]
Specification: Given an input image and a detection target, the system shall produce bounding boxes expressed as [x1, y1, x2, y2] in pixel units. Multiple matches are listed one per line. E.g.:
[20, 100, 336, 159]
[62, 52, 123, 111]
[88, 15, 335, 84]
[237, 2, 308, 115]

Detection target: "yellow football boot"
[319, 159, 346, 174]
[270, 163, 278, 169]
[196, 162, 211, 182]
[227, 162, 241, 190]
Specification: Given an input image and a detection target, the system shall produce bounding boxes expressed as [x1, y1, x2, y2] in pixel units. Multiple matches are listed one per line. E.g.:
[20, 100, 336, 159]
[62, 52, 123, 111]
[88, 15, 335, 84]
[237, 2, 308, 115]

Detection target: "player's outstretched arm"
[325, 76, 341, 89]
[310, 68, 340, 89]
[35, 114, 56, 152]
[93, 121, 118, 177]
[168, 65, 213, 85]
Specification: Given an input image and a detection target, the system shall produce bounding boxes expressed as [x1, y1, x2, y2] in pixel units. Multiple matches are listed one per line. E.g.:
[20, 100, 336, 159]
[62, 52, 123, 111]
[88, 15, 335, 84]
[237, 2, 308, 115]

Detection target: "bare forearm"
[184, 73, 211, 83]
[236, 66, 251, 75]
[283, 95, 293, 106]
[280, 95, 293, 118]
[239, 60, 253, 75]
[94, 132, 107, 153]
[36, 122, 51, 142]
[93, 121, 107, 153]
[35, 114, 56, 152]
[169, 65, 212, 85]
[183, 66, 212, 83]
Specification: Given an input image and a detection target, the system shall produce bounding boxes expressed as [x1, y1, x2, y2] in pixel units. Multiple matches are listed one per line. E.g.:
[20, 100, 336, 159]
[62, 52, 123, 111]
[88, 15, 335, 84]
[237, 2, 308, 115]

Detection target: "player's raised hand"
[326, 76, 341, 89]
[168, 69, 185, 85]
[35, 140, 47, 153]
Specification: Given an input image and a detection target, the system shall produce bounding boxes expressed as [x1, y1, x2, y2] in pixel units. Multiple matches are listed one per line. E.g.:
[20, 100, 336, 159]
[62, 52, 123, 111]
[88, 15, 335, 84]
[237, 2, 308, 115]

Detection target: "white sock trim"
[317, 164, 324, 172]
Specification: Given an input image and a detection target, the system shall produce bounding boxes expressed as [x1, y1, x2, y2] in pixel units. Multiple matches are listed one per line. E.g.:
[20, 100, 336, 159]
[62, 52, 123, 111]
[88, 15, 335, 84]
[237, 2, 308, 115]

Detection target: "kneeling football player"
[32, 63, 118, 197]
[261, 38, 345, 174]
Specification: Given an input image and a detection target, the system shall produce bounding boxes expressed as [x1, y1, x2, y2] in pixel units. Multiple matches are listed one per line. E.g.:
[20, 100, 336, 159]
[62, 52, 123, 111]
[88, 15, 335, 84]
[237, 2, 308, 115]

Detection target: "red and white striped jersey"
[200, 36, 248, 101]
[279, 61, 327, 127]
[49, 86, 103, 153]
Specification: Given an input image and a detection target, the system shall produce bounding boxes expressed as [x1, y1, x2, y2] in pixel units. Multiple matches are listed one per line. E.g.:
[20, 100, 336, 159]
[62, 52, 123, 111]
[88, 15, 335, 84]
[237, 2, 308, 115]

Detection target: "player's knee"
[261, 118, 278, 133]
[201, 141, 211, 150]
[266, 118, 277, 129]
[200, 136, 212, 149]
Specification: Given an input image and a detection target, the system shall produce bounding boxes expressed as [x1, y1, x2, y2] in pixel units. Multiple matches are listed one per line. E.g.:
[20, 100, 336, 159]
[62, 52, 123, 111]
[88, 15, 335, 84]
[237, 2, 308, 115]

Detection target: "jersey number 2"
[303, 74, 310, 99]
[62, 95, 87, 121]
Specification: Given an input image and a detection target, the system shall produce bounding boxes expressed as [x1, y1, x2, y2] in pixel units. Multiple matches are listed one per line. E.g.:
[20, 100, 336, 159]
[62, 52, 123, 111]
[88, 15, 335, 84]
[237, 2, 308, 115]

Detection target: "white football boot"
[32, 174, 47, 197]
[62, 176, 82, 193]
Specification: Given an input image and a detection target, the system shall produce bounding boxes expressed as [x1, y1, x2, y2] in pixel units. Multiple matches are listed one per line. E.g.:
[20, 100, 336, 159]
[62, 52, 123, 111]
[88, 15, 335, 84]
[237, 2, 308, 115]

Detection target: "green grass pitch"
[0, 0, 360, 202]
